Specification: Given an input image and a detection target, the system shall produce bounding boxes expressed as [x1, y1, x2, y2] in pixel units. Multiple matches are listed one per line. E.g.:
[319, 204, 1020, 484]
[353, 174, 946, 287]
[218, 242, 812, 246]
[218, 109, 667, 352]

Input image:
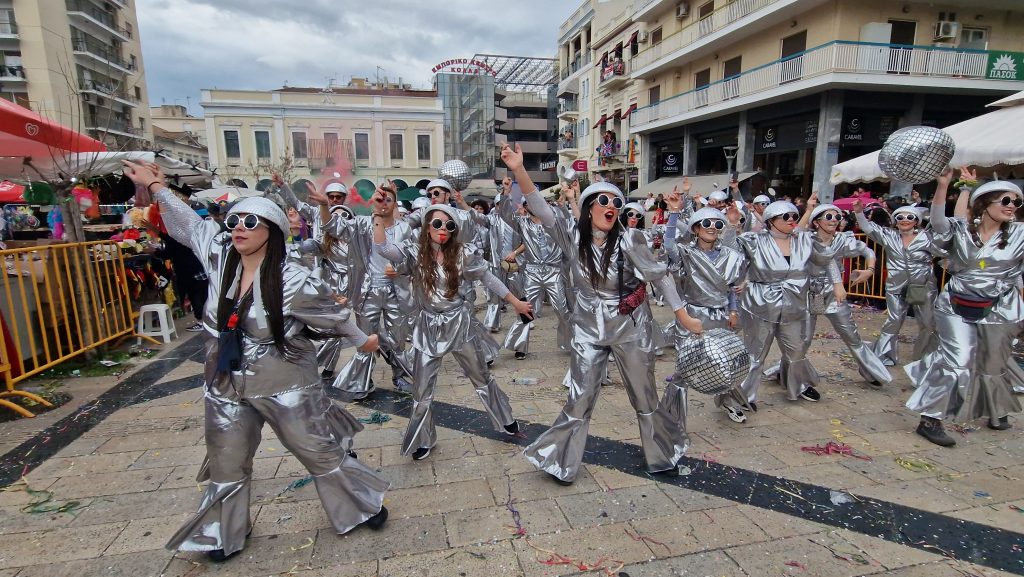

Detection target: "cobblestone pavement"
[0, 303, 1021, 577]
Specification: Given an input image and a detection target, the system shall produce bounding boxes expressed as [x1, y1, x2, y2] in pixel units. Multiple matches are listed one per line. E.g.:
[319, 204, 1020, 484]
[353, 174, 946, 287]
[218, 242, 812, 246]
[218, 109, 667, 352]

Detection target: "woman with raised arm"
[502, 144, 701, 485]
[853, 198, 938, 366]
[905, 170, 1023, 446]
[121, 160, 389, 563]
[373, 200, 533, 461]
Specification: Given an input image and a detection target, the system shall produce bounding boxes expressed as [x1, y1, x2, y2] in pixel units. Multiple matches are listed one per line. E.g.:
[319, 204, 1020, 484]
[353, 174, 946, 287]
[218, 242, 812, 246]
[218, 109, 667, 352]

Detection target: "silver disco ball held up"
[672, 328, 751, 395]
[439, 160, 473, 192]
[877, 126, 956, 184]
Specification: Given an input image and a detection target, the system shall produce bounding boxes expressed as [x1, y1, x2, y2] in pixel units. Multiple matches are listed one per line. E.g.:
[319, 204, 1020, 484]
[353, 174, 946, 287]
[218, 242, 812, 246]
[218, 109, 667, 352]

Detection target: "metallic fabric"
[331, 283, 414, 399]
[503, 263, 571, 354]
[168, 389, 389, 555]
[483, 208, 523, 332]
[517, 187, 689, 482]
[904, 213, 1024, 421]
[376, 240, 517, 454]
[733, 230, 838, 402]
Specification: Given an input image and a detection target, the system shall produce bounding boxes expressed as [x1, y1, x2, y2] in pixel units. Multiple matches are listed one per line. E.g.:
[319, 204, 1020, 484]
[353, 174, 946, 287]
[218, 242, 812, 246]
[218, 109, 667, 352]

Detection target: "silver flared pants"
[872, 289, 937, 367]
[167, 388, 389, 556]
[503, 264, 571, 354]
[332, 284, 412, 398]
[740, 315, 816, 402]
[523, 339, 688, 482]
[401, 342, 515, 454]
[905, 311, 1022, 421]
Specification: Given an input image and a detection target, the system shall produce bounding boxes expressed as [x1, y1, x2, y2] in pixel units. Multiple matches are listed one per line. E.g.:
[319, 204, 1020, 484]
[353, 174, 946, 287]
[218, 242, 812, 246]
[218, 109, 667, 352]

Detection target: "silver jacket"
[323, 213, 415, 310]
[856, 213, 937, 292]
[735, 231, 840, 323]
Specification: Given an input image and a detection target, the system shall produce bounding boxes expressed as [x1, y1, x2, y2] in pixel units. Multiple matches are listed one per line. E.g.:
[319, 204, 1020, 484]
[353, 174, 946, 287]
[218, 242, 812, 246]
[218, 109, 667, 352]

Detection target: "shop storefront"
[695, 129, 738, 175]
[752, 114, 819, 200]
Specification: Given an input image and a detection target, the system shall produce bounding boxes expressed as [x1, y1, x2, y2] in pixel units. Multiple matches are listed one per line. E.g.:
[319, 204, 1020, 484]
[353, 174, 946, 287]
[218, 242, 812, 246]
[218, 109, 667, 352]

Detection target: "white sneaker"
[725, 406, 747, 423]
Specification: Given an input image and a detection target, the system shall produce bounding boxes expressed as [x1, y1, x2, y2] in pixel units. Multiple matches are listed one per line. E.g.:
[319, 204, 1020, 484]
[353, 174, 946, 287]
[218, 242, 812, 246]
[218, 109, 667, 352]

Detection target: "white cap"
[970, 181, 1023, 205]
[810, 203, 841, 222]
[708, 191, 728, 202]
[411, 196, 431, 210]
[426, 178, 453, 193]
[329, 204, 355, 219]
[324, 182, 348, 195]
[579, 181, 625, 207]
[763, 201, 799, 221]
[687, 207, 726, 229]
[623, 202, 645, 216]
[753, 195, 771, 205]
[893, 206, 924, 219]
[767, 187, 777, 196]
[421, 205, 467, 243]
[227, 197, 289, 234]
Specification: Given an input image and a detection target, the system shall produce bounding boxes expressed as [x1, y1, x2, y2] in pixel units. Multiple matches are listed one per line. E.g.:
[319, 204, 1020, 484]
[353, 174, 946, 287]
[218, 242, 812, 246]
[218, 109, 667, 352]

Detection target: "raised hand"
[121, 159, 161, 186]
[502, 176, 513, 193]
[272, 172, 285, 187]
[959, 166, 978, 182]
[936, 166, 954, 190]
[852, 199, 863, 213]
[807, 192, 819, 210]
[682, 176, 692, 195]
[500, 143, 524, 171]
[308, 190, 329, 206]
[667, 186, 683, 212]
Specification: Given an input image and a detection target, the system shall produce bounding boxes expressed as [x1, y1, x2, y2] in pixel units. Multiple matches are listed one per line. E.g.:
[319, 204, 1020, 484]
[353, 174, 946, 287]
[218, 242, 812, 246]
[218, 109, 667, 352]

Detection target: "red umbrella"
[0, 180, 24, 202]
[832, 192, 882, 211]
[0, 99, 106, 158]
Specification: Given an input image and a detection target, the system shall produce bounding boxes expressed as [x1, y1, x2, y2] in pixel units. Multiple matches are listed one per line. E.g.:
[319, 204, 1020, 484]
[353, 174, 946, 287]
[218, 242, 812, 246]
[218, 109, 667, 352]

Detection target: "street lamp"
[722, 145, 738, 180]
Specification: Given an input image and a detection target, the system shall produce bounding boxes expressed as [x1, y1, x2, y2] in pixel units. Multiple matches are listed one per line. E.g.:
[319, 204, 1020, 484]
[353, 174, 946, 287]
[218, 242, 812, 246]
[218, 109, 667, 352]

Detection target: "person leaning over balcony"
[121, 160, 389, 563]
[853, 199, 938, 367]
[904, 170, 1023, 446]
[503, 143, 701, 485]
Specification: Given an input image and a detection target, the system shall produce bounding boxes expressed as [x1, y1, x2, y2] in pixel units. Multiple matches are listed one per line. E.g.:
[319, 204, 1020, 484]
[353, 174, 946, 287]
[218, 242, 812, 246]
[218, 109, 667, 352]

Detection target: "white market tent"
[830, 90, 1024, 185]
[0, 150, 216, 187]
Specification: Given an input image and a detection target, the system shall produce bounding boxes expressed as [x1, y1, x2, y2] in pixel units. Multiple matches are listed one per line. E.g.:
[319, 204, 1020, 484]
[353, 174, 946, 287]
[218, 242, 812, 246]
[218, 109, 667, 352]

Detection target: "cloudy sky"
[137, 0, 578, 113]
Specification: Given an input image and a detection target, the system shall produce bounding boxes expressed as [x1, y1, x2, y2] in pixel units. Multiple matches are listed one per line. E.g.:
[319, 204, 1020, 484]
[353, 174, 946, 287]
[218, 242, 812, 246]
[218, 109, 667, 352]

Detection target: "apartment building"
[558, 0, 1024, 200]
[201, 83, 444, 194]
[150, 104, 208, 168]
[2, 0, 152, 148]
[622, 0, 1024, 200]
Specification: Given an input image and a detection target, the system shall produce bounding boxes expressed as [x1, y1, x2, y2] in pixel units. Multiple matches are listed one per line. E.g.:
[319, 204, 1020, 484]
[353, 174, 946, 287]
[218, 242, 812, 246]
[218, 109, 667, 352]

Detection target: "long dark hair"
[578, 194, 623, 287]
[417, 210, 461, 299]
[216, 224, 306, 360]
[968, 190, 1011, 249]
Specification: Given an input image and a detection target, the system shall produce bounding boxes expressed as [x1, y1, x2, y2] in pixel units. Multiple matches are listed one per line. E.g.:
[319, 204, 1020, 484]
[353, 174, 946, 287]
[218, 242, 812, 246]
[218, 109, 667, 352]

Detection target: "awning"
[629, 172, 757, 199]
[593, 114, 608, 128]
[0, 180, 25, 203]
[613, 109, 622, 119]
[595, 52, 607, 68]
[0, 99, 106, 157]
[628, 30, 639, 44]
[830, 89, 1024, 184]
[621, 103, 638, 119]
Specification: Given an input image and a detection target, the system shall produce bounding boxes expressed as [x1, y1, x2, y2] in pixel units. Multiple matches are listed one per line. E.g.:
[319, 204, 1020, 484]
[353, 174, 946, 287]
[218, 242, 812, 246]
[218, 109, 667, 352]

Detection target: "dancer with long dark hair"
[122, 160, 389, 562]
[376, 202, 533, 460]
[503, 144, 701, 485]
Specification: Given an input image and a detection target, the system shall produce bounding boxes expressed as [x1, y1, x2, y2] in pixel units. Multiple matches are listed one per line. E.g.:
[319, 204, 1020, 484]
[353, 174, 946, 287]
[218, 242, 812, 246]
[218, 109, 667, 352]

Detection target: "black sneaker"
[486, 359, 494, 367]
[916, 417, 956, 447]
[503, 421, 520, 435]
[748, 401, 758, 412]
[548, 472, 573, 486]
[186, 322, 204, 332]
[515, 351, 527, 360]
[321, 369, 334, 380]
[207, 548, 240, 563]
[988, 416, 1011, 431]
[869, 380, 883, 388]
[363, 506, 388, 530]
[799, 386, 821, 402]
[412, 447, 431, 461]
[347, 450, 358, 460]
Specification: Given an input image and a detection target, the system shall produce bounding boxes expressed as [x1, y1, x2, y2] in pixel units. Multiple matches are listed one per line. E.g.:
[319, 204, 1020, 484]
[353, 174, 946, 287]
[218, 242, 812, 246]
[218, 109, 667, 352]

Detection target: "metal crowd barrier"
[843, 233, 949, 302]
[0, 241, 136, 417]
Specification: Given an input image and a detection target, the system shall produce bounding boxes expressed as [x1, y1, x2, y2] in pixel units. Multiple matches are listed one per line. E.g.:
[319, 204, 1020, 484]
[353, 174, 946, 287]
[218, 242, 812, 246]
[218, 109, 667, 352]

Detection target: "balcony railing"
[80, 79, 137, 103]
[558, 137, 577, 151]
[307, 138, 354, 169]
[558, 99, 579, 115]
[72, 37, 133, 71]
[0, 22, 18, 35]
[599, 58, 630, 86]
[86, 117, 140, 136]
[66, 0, 131, 39]
[0, 64, 25, 79]
[559, 52, 592, 80]
[632, 41, 1003, 128]
[632, 0, 778, 73]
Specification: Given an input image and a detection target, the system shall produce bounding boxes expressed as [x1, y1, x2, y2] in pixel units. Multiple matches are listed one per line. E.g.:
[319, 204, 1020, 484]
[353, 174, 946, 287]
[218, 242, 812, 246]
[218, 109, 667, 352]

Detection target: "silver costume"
[376, 239, 517, 455]
[497, 196, 571, 355]
[327, 213, 416, 399]
[153, 189, 388, 557]
[483, 207, 523, 332]
[856, 212, 939, 366]
[734, 230, 839, 402]
[799, 231, 892, 385]
[905, 216, 1024, 422]
[518, 187, 689, 483]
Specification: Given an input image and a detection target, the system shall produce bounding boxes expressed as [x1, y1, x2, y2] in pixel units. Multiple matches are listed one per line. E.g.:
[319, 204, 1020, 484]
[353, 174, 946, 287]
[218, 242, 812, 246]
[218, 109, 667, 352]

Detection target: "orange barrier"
[0, 241, 137, 417]
[844, 233, 948, 302]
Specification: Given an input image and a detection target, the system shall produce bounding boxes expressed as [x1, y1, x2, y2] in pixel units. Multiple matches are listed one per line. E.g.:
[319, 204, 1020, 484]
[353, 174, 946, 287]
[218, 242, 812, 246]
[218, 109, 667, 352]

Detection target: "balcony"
[67, 0, 132, 42]
[73, 37, 134, 74]
[559, 52, 592, 81]
[509, 117, 549, 132]
[631, 41, 1024, 133]
[558, 136, 577, 152]
[631, 0, 828, 80]
[86, 116, 140, 139]
[0, 22, 17, 38]
[631, 0, 673, 23]
[514, 141, 552, 154]
[0, 64, 25, 82]
[559, 1, 594, 42]
[80, 79, 138, 106]
[599, 58, 630, 90]
[557, 99, 579, 120]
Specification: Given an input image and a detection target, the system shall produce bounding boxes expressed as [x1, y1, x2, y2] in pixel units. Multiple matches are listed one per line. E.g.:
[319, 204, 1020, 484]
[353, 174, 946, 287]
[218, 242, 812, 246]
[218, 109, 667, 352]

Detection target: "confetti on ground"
[624, 528, 671, 554]
[974, 491, 991, 498]
[357, 411, 391, 424]
[503, 472, 527, 537]
[526, 539, 624, 577]
[784, 560, 807, 570]
[289, 537, 314, 551]
[945, 423, 978, 436]
[800, 441, 872, 461]
[2, 479, 90, 515]
[895, 457, 937, 473]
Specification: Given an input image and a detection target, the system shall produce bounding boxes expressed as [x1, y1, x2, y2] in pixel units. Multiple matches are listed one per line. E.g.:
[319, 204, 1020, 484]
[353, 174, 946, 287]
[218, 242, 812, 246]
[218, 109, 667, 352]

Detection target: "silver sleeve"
[654, 274, 685, 311]
[482, 270, 511, 300]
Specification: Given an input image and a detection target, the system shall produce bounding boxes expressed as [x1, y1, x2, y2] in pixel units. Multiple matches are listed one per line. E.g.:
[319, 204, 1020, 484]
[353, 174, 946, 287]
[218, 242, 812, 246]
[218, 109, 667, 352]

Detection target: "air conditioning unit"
[676, 2, 689, 19]
[637, 31, 649, 43]
[933, 21, 960, 40]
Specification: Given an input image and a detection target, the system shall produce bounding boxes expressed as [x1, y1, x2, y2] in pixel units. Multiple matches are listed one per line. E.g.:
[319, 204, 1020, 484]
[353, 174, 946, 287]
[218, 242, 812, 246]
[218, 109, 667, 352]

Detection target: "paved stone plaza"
[0, 304, 1021, 577]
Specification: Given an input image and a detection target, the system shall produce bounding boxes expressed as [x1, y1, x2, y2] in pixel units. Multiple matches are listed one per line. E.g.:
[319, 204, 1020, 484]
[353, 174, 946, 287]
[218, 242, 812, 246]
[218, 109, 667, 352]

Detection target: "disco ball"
[439, 160, 472, 192]
[672, 328, 750, 395]
[878, 126, 955, 185]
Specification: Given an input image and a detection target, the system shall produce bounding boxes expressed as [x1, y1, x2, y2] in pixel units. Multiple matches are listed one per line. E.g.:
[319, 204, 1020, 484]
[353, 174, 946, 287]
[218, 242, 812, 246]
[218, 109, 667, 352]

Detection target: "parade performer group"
[120, 143, 1020, 561]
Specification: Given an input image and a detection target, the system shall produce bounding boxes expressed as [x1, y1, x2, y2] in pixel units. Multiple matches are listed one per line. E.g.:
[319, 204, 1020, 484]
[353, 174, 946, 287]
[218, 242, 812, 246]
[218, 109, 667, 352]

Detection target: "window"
[651, 27, 662, 45]
[129, 54, 136, 70]
[291, 132, 307, 159]
[960, 26, 988, 49]
[224, 130, 240, 158]
[694, 68, 711, 107]
[323, 132, 338, 161]
[0, 10, 16, 35]
[134, 86, 141, 100]
[255, 130, 271, 159]
[648, 86, 661, 105]
[354, 133, 369, 163]
[124, 22, 133, 38]
[389, 133, 404, 163]
[417, 134, 431, 163]
[723, 56, 741, 99]
[698, 1, 714, 19]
